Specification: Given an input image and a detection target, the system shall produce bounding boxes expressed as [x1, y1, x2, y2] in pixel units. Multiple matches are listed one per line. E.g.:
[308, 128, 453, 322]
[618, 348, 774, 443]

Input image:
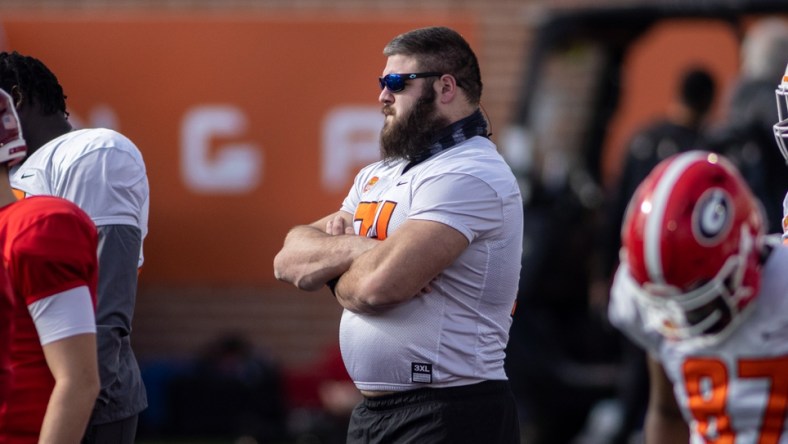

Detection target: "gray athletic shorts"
[347, 380, 520, 444]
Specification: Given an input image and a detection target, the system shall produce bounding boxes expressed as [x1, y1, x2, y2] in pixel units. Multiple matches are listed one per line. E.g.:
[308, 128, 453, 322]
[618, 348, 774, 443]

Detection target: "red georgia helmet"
[621, 151, 765, 343]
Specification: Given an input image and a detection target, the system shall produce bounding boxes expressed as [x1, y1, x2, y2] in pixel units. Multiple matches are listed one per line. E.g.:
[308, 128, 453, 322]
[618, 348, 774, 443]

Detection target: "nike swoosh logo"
[20, 172, 34, 179]
[761, 325, 788, 341]
[396, 181, 409, 186]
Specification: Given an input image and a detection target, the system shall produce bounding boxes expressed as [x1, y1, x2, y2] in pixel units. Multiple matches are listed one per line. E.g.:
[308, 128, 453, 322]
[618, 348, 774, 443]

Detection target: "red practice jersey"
[0, 269, 12, 407]
[0, 196, 98, 444]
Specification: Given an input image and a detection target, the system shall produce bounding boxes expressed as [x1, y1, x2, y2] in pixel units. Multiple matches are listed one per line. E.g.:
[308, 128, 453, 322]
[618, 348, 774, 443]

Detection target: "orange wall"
[0, 12, 476, 285]
[603, 19, 741, 187]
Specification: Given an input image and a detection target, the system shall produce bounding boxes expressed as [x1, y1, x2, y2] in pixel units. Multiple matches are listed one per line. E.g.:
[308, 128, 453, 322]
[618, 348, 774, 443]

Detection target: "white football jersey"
[338, 136, 523, 392]
[609, 245, 788, 444]
[10, 128, 149, 266]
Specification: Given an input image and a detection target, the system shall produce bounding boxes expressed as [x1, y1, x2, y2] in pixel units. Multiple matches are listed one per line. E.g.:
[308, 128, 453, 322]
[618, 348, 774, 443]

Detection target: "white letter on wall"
[181, 106, 262, 193]
[322, 106, 382, 192]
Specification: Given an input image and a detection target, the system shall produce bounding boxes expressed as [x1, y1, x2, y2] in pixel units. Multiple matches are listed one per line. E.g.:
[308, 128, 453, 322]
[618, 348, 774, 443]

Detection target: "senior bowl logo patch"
[692, 188, 732, 246]
[363, 176, 379, 193]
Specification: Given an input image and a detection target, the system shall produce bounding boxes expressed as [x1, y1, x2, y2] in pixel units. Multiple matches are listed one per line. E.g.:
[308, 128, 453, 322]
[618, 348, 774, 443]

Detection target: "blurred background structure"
[1, 0, 787, 443]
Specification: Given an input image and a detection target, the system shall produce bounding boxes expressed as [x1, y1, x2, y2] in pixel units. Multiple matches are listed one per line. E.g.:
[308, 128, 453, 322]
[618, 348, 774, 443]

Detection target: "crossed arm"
[274, 210, 468, 314]
[273, 211, 378, 292]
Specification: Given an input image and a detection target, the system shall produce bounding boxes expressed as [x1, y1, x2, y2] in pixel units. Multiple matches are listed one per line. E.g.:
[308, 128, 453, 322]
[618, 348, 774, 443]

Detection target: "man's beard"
[380, 84, 450, 162]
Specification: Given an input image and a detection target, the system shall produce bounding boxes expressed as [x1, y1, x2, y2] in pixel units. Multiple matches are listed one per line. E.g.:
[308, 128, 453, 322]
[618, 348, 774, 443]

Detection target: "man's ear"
[438, 74, 458, 104]
[9, 85, 23, 109]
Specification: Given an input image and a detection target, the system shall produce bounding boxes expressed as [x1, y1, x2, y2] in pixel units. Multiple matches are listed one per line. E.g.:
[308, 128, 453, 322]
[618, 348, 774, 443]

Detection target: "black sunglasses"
[378, 72, 443, 93]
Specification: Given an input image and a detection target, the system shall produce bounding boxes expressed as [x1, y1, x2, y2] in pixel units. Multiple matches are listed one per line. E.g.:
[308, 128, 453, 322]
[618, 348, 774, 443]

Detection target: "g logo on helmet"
[692, 188, 733, 246]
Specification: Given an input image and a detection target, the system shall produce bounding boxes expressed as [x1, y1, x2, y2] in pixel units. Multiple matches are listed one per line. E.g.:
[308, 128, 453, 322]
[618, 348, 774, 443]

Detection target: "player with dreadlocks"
[0, 51, 150, 444]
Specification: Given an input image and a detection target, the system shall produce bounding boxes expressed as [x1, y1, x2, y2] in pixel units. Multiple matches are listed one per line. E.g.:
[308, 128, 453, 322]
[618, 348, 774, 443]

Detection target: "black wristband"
[326, 277, 339, 296]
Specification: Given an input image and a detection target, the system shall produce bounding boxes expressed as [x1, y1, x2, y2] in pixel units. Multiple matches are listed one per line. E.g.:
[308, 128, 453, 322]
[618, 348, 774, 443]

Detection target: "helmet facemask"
[631, 225, 757, 346]
[773, 64, 788, 163]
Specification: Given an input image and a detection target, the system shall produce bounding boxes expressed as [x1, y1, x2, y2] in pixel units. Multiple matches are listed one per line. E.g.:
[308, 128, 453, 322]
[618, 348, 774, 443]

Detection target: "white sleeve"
[410, 173, 501, 242]
[58, 148, 149, 229]
[61, 147, 149, 267]
[28, 285, 96, 345]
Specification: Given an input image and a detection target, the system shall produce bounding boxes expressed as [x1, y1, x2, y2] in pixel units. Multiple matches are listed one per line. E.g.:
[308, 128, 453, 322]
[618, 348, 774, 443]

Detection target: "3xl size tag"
[411, 362, 432, 383]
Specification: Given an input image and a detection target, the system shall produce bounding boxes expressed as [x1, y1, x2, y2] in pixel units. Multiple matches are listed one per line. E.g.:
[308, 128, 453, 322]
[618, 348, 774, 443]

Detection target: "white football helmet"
[0, 89, 26, 165]
[774, 62, 788, 163]
[621, 151, 765, 344]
